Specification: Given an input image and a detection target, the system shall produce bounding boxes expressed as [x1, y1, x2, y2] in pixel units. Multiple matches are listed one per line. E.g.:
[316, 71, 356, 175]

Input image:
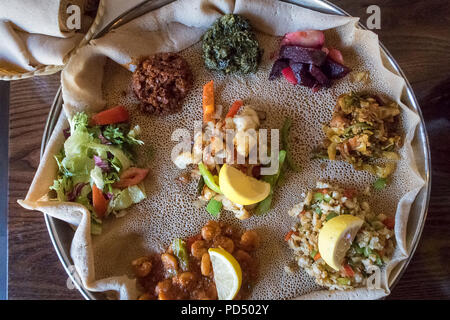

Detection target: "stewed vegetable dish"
[319, 92, 402, 179]
[132, 220, 260, 300]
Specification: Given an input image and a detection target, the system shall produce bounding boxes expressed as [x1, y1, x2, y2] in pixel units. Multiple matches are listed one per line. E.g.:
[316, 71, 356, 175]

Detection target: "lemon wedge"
[219, 164, 270, 205]
[208, 248, 242, 300]
[318, 214, 364, 271]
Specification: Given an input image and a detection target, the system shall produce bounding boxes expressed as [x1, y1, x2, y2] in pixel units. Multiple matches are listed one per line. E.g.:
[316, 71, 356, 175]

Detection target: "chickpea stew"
[132, 221, 260, 300]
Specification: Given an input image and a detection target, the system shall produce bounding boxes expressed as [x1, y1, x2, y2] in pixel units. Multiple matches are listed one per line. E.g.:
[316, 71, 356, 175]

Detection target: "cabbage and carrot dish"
[49, 106, 149, 234]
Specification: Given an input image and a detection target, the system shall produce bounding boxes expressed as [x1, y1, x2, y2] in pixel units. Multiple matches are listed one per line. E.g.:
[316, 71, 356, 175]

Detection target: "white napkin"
[0, 0, 95, 73]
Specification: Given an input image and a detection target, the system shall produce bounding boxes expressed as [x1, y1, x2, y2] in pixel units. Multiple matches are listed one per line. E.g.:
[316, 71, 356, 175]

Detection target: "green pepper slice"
[198, 162, 221, 194]
[172, 238, 189, 271]
[337, 277, 351, 286]
[254, 150, 287, 215]
[206, 198, 222, 217]
[326, 212, 338, 221]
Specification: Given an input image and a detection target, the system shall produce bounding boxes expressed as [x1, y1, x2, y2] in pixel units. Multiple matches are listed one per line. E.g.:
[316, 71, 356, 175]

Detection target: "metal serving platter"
[41, 0, 431, 300]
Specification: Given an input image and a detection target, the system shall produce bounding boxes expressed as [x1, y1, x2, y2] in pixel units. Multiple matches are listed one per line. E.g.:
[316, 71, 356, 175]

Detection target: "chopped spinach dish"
[202, 14, 263, 74]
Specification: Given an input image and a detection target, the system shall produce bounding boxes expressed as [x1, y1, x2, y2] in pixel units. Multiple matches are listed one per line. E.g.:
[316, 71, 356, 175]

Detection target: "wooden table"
[7, 0, 450, 299]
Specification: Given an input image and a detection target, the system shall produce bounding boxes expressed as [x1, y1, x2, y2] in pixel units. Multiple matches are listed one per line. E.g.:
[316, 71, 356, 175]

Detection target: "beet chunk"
[289, 62, 317, 88]
[322, 58, 351, 79]
[269, 59, 289, 80]
[279, 45, 327, 66]
[309, 64, 331, 87]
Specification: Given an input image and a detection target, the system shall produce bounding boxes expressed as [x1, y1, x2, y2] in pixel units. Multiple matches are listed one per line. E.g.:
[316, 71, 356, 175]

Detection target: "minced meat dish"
[132, 52, 193, 115]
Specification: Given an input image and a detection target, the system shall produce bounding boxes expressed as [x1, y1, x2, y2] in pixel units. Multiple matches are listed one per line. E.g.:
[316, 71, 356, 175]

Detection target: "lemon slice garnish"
[208, 248, 242, 300]
[218, 164, 270, 205]
[318, 214, 364, 270]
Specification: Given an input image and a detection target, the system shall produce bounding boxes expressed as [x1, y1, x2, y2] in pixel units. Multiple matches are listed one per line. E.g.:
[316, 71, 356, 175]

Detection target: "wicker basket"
[0, 0, 105, 81]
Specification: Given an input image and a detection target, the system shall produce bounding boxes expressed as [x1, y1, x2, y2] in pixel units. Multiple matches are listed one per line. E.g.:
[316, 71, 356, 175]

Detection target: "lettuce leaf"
[74, 184, 93, 211]
[109, 184, 146, 213]
[91, 218, 103, 235]
[49, 175, 72, 201]
[70, 112, 89, 131]
[90, 166, 104, 190]
[91, 144, 131, 171]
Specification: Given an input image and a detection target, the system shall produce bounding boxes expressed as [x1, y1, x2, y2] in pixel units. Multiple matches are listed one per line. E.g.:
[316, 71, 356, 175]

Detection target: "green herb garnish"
[373, 177, 387, 190]
[314, 206, 322, 216]
[313, 192, 324, 202]
[326, 212, 338, 221]
[363, 246, 372, 258]
[337, 277, 351, 286]
[353, 243, 364, 255]
[375, 252, 383, 266]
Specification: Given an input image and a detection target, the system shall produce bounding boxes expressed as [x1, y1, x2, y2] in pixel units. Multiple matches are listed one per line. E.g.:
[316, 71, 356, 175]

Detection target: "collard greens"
[202, 14, 262, 74]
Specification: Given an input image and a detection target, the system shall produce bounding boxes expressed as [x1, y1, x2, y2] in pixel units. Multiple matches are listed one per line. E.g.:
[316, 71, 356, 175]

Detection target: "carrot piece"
[113, 167, 149, 189]
[202, 80, 215, 123]
[314, 252, 321, 261]
[226, 100, 244, 118]
[92, 106, 129, 126]
[285, 230, 299, 241]
[342, 264, 355, 277]
[92, 184, 108, 219]
[343, 189, 357, 199]
[284, 230, 294, 241]
[383, 217, 395, 230]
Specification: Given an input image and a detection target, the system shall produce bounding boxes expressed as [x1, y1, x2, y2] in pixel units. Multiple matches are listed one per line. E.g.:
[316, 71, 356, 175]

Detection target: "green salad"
[50, 106, 149, 234]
